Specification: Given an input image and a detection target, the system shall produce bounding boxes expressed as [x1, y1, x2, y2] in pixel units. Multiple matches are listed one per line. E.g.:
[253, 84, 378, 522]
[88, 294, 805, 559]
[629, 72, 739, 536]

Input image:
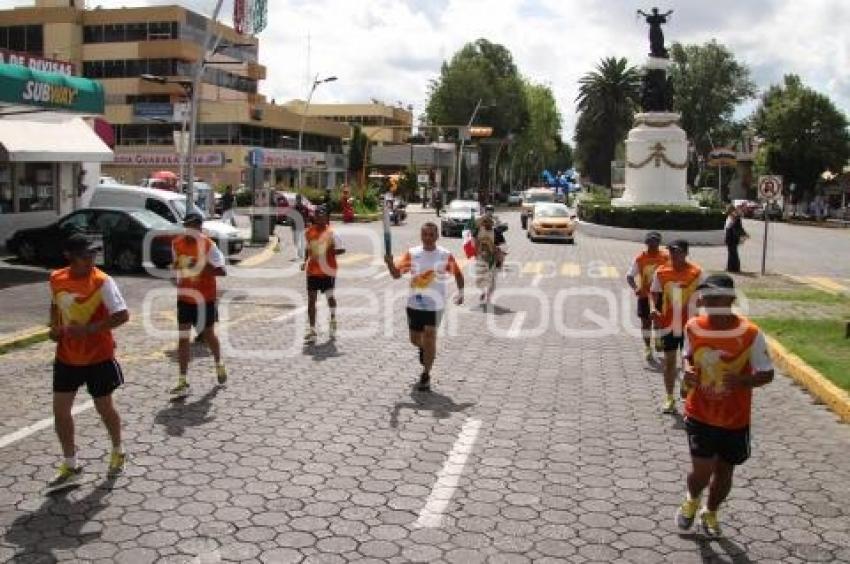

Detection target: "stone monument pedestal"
[613, 111, 694, 207]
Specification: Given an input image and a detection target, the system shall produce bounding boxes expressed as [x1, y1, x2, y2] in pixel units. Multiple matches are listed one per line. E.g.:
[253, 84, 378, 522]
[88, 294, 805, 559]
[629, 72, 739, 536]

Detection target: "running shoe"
[644, 346, 654, 362]
[329, 319, 337, 339]
[48, 463, 82, 489]
[216, 364, 228, 385]
[655, 336, 664, 352]
[304, 327, 317, 344]
[108, 452, 126, 476]
[170, 377, 189, 395]
[675, 497, 700, 530]
[416, 373, 431, 392]
[662, 395, 676, 414]
[699, 509, 722, 538]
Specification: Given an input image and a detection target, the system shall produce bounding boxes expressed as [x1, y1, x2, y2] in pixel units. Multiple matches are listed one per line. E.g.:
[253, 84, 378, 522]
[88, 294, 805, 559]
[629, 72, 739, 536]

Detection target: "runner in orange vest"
[625, 231, 669, 362]
[650, 239, 705, 413]
[48, 234, 130, 488]
[301, 206, 345, 344]
[675, 273, 774, 538]
[170, 212, 227, 395]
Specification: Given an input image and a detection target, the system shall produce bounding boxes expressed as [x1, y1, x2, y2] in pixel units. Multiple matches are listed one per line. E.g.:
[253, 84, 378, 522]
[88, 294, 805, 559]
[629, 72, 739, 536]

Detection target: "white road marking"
[506, 312, 527, 339]
[372, 270, 390, 280]
[272, 305, 308, 323]
[414, 417, 482, 528]
[0, 401, 93, 450]
[530, 275, 543, 287]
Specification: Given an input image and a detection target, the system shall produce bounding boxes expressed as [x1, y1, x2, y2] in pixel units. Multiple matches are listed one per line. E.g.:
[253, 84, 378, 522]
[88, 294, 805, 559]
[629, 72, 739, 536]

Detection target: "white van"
[87, 184, 245, 255]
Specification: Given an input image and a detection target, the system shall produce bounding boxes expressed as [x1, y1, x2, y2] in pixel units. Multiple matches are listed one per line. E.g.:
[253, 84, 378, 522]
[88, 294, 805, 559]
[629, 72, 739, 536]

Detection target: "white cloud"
[34, 0, 850, 138]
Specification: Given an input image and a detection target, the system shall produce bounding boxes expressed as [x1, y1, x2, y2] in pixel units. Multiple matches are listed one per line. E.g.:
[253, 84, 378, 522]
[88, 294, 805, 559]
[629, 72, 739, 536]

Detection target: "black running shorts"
[53, 359, 124, 398]
[686, 416, 751, 465]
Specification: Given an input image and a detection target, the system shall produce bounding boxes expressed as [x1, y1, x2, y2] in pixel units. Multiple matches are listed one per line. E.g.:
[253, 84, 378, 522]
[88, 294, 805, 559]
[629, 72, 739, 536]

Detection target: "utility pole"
[455, 99, 484, 200]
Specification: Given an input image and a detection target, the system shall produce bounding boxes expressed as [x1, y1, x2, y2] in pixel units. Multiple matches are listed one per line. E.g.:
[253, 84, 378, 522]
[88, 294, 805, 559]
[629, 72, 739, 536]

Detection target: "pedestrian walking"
[221, 185, 236, 226]
[724, 205, 747, 273]
[290, 194, 310, 260]
[473, 214, 505, 304]
[433, 190, 443, 217]
[47, 234, 129, 488]
[301, 206, 345, 344]
[675, 273, 774, 538]
[650, 239, 705, 414]
[170, 212, 228, 395]
[384, 222, 464, 392]
[626, 231, 669, 361]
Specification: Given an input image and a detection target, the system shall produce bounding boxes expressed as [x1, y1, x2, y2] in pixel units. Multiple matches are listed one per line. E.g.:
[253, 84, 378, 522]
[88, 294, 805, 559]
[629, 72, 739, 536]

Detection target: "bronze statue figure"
[638, 7, 673, 58]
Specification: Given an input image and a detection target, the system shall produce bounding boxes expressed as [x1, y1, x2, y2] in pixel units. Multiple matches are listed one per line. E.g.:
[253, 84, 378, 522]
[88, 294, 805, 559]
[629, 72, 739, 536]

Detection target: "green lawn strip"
[742, 287, 849, 305]
[755, 317, 850, 391]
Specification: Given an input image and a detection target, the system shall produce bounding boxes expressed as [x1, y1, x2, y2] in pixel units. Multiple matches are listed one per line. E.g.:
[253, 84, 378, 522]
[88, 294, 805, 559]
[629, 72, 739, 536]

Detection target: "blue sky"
[7, 0, 848, 139]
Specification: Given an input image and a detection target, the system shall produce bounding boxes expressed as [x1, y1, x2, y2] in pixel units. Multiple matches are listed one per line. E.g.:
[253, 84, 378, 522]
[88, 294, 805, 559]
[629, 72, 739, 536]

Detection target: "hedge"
[578, 203, 725, 231]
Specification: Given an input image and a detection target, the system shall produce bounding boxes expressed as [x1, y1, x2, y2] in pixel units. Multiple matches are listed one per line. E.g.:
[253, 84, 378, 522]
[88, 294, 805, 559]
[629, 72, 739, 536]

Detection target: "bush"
[578, 202, 725, 231]
[235, 190, 252, 207]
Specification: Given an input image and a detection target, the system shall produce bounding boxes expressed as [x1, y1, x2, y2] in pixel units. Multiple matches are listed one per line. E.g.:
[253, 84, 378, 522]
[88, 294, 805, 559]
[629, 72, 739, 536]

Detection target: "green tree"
[752, 75, 850, 198]
[668, 41, 756, 183]
[347, 124, 368, 186]
[574, 57, 640, 186]
[508, 81, 566, 187]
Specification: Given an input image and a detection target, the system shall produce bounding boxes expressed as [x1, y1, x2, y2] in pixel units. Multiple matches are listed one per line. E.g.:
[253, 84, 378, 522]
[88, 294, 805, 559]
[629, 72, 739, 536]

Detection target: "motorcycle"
[390, 200, 407, 225]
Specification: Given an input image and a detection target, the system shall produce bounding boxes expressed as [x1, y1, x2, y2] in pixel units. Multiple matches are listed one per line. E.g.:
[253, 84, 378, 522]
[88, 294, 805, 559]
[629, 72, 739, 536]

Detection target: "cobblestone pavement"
[0, 211, 848, 563]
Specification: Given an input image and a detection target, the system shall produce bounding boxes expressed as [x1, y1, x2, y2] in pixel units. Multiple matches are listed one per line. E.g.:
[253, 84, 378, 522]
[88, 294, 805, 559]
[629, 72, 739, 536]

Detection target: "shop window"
[0, 165, 12, 214]
[17, 163, 55, 213]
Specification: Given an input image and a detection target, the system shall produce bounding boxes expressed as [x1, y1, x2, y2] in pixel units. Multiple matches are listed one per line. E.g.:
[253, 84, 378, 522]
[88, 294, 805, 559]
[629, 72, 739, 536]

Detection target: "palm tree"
[575, 57, 641, 187]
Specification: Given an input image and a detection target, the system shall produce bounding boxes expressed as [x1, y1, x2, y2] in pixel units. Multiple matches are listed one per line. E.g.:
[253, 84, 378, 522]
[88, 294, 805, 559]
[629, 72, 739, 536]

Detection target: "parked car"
[88, 184, 244, 255]
[520, 188, 556, 229]
[6, 208, 176, 272]
[753, 202, 783, 221]
[440, 200, 483, 237]
[507, 191, 523, 206]
[273, 191, 317, 225]
[527, 203, 576, 243]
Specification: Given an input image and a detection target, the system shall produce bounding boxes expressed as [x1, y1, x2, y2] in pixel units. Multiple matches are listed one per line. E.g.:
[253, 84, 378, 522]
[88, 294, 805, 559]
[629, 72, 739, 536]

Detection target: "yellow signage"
[469, 126, 493, 138]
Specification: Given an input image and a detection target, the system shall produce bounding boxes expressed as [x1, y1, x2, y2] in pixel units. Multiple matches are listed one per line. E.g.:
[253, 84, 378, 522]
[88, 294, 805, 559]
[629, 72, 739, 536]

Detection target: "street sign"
[469, 126, 493, 138]
[758, 175, 782, 201]
[708, 148, 737, 167]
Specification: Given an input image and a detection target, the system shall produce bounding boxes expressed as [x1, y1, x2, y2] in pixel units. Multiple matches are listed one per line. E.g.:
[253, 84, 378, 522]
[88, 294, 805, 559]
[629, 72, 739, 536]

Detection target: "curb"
[767, 336, 850, 423]
[0, 326, 50, 354]
[235, 235, 279, 268]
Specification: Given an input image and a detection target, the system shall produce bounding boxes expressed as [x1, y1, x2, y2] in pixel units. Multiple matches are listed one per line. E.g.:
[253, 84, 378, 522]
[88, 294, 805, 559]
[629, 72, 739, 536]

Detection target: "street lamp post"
[297, 74, 337, 194]
[454, 100, 494, 200]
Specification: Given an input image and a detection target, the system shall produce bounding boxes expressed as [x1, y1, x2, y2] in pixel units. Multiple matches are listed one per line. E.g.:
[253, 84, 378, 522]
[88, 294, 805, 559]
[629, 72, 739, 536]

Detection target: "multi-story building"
[286, 101, 412, 145]
[0, 0, 349, 190]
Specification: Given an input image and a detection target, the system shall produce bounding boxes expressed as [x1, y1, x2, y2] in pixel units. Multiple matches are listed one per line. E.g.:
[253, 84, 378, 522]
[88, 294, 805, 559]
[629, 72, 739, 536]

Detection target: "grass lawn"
[742, 287, 849, 305]
[754, 318, 850, 391]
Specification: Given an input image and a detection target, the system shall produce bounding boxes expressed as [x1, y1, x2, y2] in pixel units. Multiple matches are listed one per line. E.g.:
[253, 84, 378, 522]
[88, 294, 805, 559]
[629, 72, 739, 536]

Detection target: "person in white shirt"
[384, 222, 464, 391]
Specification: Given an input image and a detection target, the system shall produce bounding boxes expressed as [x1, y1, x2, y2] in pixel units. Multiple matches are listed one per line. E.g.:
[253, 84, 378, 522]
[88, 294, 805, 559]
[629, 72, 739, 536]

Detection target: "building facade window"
[82, 22, 178, 44]
[15, 163, 56, 213]
[0, 25, 43, 55]
[83, 58, 256, 94]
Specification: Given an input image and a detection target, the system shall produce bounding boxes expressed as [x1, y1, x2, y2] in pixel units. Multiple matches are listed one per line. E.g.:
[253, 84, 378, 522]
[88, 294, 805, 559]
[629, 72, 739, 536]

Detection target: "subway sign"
[21, 80, 79, 107]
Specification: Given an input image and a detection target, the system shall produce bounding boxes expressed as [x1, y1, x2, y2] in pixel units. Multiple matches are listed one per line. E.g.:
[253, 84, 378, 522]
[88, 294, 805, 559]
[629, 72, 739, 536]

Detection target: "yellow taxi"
[527, 203, 576, 243]
[520, 188, 555, 229]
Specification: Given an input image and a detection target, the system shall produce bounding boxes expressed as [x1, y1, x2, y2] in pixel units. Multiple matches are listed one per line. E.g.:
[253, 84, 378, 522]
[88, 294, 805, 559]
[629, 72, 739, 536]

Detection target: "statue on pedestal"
[637, 7, 673, 59]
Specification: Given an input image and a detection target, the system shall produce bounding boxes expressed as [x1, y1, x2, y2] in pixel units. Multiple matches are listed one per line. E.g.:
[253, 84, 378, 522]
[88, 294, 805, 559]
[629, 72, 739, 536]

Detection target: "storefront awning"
[0, 63, 104, 115]
[0, 117, 113, 162]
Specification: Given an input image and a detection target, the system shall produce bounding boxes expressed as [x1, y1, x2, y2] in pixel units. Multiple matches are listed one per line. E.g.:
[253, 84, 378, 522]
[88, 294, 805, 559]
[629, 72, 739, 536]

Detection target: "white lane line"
[414, 417, 482, 528]
[0, 401, 94, 450]
[530, 275, 543, 288]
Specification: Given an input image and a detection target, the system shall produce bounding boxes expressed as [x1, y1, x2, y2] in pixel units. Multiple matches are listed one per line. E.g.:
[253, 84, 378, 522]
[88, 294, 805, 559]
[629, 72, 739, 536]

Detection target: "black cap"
[698, 273, 735, 292]
[645, 231, 662, 243]
[64, 233, 100, 255]
[183, 211, 204, 226]
[667, 239, 689, 253]
[315, 205, 329, 216]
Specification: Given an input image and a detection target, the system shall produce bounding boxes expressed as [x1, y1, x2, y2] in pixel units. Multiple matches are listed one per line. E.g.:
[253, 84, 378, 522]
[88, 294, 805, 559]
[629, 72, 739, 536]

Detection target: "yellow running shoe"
[675, 497, 700, 530]
[329, 319, 337, 339]
[170, 377, 189, 395]
[700, 509, 722, 538]
[662, 395, 676, 414]
[216, 364, 228, 385]
[47, 462, 82, 489]
[108, 452, 126, 476]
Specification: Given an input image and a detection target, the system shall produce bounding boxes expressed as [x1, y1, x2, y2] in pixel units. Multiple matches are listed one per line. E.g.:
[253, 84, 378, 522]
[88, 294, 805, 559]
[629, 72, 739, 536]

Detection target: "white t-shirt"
[396, 245, 461, 311]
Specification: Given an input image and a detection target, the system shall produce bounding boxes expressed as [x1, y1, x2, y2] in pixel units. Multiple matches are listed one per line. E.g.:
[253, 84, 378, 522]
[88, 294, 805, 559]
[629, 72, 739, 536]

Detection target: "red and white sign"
[0, 48, 75, 76]
[113, 152, 225, 167]
[758, 175, 782, 201]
